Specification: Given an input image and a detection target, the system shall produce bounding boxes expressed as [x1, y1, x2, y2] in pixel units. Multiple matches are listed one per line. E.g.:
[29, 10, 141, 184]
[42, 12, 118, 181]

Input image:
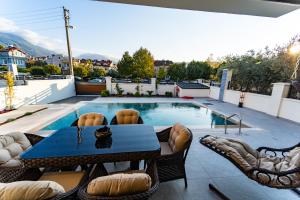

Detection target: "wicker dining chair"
[0, 165, 93, 200]
[0, 132, 44, 183]
[200, 135, 300, 199]
[78, 160, 159, 200]
[110, 109, 143, 125]
[71, 113, 108, 126]
[154, 123, 193, 187]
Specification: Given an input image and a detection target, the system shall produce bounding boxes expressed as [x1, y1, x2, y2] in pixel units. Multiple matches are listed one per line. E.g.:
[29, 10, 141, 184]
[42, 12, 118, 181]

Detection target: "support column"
[105, 76, 112, 94]
[151, 78, 156, 95]
[268, 82, 290, 116]
[219, 69, 232, 101]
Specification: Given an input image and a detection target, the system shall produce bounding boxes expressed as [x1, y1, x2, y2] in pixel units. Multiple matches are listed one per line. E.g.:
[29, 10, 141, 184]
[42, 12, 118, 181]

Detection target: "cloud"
[0, 17, 65, 53]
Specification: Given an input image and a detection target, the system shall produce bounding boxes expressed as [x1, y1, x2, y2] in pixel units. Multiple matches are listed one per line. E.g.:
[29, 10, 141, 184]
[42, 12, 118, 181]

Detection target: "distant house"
[46, 54, 65, 67]
[79, 59, 117, 71]
[0, 46, 27, 68]
[154, 60, 173, 75]
[46, 54, 79, 70]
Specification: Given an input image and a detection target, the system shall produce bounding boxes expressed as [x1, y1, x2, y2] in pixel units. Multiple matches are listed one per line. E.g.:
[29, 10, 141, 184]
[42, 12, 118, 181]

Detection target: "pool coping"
[34, 97, 253, 133]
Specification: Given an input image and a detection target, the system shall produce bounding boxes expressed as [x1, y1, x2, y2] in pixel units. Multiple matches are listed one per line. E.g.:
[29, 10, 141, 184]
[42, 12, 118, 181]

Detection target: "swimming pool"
[42, 102, 235, 130]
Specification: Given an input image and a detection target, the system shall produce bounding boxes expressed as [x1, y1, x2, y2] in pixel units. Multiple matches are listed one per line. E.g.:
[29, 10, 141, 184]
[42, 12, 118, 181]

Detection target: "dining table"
[21, 124, 161, 170]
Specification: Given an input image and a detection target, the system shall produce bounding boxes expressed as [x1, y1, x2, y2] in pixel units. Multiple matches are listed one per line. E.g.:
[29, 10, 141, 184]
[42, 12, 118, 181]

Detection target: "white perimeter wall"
[223, 90, 241, 105]
[209, 84, 300, 124]
[0, 77, 76, 110]
[279, 98, 300, 123]
[244, 93, 271, 114]
[110, 83, 176, 96]
[209, 86, 220, 99]
[157, 84, 175, 96]
[111, 83, 155, 95]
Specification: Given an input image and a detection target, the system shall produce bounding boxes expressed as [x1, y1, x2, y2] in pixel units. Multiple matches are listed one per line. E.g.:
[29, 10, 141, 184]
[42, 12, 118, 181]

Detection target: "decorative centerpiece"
[94, 125, 112, 139]
[95, 137, 112, 149]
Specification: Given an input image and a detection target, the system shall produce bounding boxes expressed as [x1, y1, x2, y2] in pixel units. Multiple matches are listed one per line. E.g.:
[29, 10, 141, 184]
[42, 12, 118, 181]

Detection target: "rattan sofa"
[0, 133, 44, 183]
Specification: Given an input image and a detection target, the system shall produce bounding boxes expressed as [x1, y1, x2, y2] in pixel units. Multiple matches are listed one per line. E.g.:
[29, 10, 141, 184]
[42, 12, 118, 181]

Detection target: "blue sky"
[1, 0, 300, 62]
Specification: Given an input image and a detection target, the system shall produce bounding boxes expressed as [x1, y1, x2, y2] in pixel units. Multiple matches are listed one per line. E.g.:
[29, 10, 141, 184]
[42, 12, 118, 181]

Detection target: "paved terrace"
[0, 97, 299, 199]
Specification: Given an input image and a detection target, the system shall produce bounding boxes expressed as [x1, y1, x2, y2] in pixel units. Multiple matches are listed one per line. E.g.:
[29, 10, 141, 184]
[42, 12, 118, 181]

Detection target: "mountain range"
[0, 32, 55, 56]
[0, 32, 118, 62]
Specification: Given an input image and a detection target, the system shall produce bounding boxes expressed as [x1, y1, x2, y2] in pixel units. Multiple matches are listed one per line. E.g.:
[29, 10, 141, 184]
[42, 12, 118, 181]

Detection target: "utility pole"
[63, 7, 74, 75]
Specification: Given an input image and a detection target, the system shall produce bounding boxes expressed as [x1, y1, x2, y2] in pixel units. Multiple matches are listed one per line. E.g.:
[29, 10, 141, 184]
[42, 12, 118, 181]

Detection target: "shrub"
[147, 90, 153, 96]
[127, 92, 133, 96]
[115, 83, 124, 96]
[100, 90, 110, 97]
[134, 85, 141, 96]
[30, 66, 46, 76]
[43, 64, 61, 75]
[134, 91, 141, 97]
[165, 91, 173, 97]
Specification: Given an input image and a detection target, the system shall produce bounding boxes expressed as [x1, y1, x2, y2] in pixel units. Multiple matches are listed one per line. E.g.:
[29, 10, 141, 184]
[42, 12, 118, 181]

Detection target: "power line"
[12, 14, 63, 23]
[1, 7, 62, 16]
[15, 18, 63, 26]
[29, 26, 65, 32]
[10, 12, 63, 20]
[13, 15, 63, 23]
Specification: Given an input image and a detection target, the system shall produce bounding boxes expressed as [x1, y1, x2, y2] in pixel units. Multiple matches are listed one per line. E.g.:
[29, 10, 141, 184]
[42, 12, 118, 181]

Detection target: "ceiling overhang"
[96, 0, 300, 17]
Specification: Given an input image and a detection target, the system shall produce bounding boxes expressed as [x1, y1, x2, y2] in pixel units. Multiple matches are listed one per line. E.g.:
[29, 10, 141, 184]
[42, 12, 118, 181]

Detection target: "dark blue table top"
[21, 125, 160, 159]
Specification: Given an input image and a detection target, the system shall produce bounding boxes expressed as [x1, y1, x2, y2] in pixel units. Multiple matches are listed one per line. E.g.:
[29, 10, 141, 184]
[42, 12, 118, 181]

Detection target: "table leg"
[130, 160, 140, 170]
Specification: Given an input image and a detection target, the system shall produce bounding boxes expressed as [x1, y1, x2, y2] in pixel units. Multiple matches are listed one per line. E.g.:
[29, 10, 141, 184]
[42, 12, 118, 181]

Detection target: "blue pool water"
[42, 103, 235, 130]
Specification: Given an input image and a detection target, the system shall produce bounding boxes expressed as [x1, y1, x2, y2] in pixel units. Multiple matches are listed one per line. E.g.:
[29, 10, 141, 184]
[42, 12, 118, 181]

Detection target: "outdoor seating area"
[2, 1, 300, 199]
[0, 97, 300, 200]
[0, 108, 195, 200]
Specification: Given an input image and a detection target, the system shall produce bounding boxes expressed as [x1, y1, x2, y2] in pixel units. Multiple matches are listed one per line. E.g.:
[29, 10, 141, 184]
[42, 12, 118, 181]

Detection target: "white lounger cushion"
[0, 132, 31, 168]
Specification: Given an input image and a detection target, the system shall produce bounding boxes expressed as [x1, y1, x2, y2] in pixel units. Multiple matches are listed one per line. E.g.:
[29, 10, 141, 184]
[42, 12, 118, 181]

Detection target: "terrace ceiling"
[96, 0, 300, 17]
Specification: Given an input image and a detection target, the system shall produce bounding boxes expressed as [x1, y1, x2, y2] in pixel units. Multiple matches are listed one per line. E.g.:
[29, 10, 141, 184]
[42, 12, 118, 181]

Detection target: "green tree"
[74, 65, 89, 78]
[0, 44, 5, 50]
[186, 61, 211, 80]
[117, 51, 133, 77]
[17, 67, 30, 73]
[91, 67, 106, 78]
[157, 68, 167, 80]
[132, 47, 154, 78]
[30, 67, 46, 76]
[167, 62, 186, 81]
[107, 69, 120, 78]
[43, 64, 61, 75]
[26, 60, 47, 67]
[0, 66, 8, 71]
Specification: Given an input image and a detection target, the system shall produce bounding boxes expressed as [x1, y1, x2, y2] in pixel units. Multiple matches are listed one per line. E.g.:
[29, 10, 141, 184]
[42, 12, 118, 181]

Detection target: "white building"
[0, 46, 27, 68]
[46, 54, 64, 68]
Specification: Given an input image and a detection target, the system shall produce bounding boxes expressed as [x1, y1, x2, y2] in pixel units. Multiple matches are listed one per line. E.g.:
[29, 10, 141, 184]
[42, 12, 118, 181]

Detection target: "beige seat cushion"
[0, 180, 65, 200]
[116, 109, 139, 124]
[160, 142, 173, 155]
[39, 171, 85, 192]
[168, 123, 191, 152]
[0, 132, 31, 168]
[87, 172, 151, 196]
[78, 113, 104, 126]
